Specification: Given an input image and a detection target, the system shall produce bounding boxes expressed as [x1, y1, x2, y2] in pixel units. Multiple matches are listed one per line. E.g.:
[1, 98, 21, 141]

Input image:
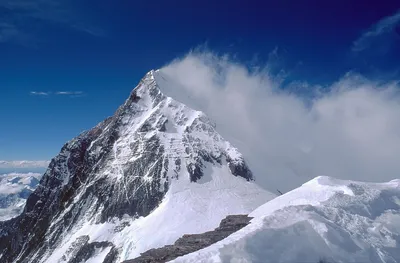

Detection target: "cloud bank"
[160, 52, 400, 193]
[0, 160, 50, 169]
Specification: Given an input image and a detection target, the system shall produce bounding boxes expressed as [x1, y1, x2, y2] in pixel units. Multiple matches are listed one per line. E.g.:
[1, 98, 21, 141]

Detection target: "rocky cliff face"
[0, 70, 273, 263]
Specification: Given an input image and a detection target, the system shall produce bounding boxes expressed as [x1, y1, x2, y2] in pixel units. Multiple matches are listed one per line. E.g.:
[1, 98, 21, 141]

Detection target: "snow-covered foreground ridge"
[0, 70, 274, 263]
[173, 176, 400, 263]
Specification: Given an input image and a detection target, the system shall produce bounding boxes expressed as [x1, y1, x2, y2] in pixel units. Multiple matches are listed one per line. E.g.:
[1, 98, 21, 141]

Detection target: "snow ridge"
[172, 176, 400, 263]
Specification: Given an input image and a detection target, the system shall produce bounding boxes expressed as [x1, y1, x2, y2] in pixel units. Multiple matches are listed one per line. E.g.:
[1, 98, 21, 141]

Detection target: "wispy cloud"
[30, 91, 50, 96]
[55, 91, 83, 95]
[352, 10, 400, 52]
[0, 0, 104, 45]
[30, 91, 85, 97]
[0, 160, 50, 168]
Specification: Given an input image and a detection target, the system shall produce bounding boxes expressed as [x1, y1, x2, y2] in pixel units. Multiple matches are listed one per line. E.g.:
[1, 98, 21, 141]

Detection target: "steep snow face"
[0, 173, 41, 221]
[0, 70, 274, 263]
[173, 176, 400, 263]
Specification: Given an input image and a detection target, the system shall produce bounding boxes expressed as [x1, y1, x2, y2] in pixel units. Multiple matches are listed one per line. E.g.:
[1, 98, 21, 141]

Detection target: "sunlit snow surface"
[172, 176, 400, 263]
[0, 173, 41, 221]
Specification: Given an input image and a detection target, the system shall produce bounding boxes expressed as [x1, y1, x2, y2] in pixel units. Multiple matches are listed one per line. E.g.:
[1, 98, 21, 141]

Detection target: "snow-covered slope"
[0, 173, 41, 221]
[0, 70, 274, 263]
[45, 164, 271, 263]
[172, 176, 400, 263]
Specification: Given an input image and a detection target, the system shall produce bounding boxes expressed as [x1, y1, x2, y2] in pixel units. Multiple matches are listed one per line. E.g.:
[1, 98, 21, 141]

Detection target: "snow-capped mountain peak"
[0, 70, 274, 263]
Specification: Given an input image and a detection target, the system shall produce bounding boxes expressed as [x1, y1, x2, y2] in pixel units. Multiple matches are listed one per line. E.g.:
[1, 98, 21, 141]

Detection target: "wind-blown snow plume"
[160, 52, 400, 192]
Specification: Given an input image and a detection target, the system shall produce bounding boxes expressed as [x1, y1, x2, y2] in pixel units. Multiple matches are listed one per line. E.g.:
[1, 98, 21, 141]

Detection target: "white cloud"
[55, 91, 83, 95]
[30, 91, 49, 96]
[0, 160, 50, 168]
[160, 52, 400, 193]
[352, 10, 400, 52]
[30, 91, 85, 97]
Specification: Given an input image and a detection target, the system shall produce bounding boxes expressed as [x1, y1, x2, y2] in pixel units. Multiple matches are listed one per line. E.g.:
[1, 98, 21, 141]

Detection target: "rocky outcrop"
[67, 240, 118, 263]
[123, 215, 253, 263]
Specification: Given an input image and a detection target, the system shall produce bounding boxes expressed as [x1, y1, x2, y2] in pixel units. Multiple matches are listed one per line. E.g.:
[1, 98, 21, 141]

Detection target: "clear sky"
[1, 0, 399, 162]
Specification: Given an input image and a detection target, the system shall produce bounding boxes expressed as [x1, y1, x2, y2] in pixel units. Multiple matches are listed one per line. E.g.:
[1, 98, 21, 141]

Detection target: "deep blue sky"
[1, 0, 400, 161]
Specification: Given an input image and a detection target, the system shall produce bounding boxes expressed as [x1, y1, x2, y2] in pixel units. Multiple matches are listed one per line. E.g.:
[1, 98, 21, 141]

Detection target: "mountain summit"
[0, 70, 274, 263]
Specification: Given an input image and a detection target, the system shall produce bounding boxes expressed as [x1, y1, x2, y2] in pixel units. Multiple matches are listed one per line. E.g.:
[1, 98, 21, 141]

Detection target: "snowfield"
[172, 176, 400, 263]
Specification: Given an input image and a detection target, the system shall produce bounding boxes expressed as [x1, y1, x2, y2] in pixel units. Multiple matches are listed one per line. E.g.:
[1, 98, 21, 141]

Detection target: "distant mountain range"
[0, 160, 50, 169]
[0, 172, 41, 221]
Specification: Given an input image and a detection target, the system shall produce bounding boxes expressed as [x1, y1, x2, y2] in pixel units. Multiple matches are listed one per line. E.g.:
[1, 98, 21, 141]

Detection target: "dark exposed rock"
[123, 215, 253, 263]
[67, 241, 118, 263]
[226, 156, 253, 181]
[0, 124, 106, 263]
[187, 161, 203, 182]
